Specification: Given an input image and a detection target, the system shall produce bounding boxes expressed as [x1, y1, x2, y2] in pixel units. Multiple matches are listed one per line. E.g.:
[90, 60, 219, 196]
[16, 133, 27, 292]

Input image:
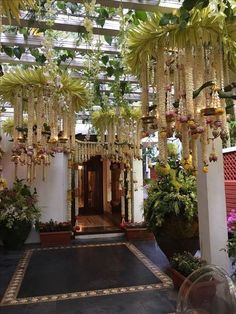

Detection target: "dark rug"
[1, 242, 172, 306]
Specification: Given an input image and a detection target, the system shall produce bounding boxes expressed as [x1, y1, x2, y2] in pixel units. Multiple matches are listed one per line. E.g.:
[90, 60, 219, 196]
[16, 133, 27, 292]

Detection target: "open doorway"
[74, 156, 122, 234]
[78, 156, 103, 215]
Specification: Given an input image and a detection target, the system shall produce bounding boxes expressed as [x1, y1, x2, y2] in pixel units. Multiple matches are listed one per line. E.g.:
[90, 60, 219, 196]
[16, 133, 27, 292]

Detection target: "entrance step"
[73, 231, 126, 242]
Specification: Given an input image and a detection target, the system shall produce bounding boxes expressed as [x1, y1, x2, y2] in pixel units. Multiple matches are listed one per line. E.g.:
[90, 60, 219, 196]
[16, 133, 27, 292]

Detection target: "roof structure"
[0, 0, 181, 113]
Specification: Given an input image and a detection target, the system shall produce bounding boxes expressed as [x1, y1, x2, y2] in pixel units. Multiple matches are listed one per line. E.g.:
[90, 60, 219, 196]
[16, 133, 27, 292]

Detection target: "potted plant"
[143, 144, 199, 259]
[37, 219, 72, 247]
[0, 179, 40, 249]
[169, 252, 218, 306]
[169, 251, 207, 289]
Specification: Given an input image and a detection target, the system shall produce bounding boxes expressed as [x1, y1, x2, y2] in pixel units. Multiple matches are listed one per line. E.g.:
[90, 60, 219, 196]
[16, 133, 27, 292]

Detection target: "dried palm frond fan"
[125, 3, 236, 174]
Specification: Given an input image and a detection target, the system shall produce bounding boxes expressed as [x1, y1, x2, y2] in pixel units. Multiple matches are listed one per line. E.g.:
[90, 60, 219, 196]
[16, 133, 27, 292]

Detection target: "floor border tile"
[1, 242, 173, 306]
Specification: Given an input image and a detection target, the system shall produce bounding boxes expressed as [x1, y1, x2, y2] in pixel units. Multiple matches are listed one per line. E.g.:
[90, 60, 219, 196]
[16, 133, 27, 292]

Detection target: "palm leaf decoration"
[91, 107, 141, 133]
[0, 67, 88, 112]
[125, 4, 236, 75]
[2, 0, 36, 22]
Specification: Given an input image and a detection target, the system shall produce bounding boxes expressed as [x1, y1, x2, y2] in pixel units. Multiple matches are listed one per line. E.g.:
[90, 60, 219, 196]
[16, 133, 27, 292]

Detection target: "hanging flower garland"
[125, 4, 236, 173]
[91, 107, 142, 165]
[0, 67, 87, 181]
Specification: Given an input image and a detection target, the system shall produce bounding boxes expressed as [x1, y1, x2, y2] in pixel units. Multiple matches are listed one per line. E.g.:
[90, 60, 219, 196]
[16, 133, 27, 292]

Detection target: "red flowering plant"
[37, 219, 72, 232]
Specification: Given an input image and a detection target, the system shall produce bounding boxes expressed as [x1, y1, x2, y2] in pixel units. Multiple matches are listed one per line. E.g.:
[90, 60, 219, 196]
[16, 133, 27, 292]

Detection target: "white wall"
[1, 134, 68, 243]
[197, 139, 230, 272]
[132, 158, 144, 223]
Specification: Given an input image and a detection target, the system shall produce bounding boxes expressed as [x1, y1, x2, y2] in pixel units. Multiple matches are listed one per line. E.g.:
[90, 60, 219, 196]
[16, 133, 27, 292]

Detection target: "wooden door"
[79, 156, 103, 214]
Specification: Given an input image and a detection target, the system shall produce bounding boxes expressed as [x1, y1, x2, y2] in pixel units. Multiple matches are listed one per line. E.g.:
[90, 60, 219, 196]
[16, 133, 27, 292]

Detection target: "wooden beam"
[2, 14, 120, 36]
[0, 34, 119, 54]
[0, 52, 139, 83]
[70, 0, 180, 12]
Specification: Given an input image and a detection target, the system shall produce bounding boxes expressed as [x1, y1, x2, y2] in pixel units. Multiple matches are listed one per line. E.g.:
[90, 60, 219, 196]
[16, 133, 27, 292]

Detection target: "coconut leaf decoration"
[0, 67, 88, 111]
[2, 0, 36, 22]
[125, 5, 236, 74]
[125, 2, 236, 172]
[0, 67, 88, 167]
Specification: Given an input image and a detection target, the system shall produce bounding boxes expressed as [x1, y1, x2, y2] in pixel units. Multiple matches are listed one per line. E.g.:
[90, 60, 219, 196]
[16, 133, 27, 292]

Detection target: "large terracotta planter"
[0, 220, 31, 250]
[154, 216, 199, 259]
[124, 227, 155, 241]
[40, 231, 71, 247]
[156, 235, 199, 260]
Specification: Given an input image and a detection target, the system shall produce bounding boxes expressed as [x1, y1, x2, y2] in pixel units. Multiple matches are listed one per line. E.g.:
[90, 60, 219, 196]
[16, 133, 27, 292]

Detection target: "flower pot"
[168, 267, 187, 290]
[0, 220, 31, 250]
[169, 267, 217, 304]
[124, 227, 155, 241]
[40, 231, 71, 247]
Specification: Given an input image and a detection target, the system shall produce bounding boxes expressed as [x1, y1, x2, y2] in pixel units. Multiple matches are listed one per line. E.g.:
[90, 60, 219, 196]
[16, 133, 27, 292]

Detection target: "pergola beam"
[70, 0, 180, 12]
[2, 14, 120, 36]
[0, 52, 138, 82]
[0, 34, 120, 54]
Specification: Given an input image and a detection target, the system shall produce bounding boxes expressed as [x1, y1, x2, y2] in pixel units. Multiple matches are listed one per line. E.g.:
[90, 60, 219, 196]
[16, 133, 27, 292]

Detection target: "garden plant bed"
[124, 227, 155, 241]
[40, 231, 72, 247]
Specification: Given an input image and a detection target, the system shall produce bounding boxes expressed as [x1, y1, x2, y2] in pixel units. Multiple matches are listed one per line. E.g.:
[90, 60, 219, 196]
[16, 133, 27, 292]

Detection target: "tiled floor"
[0, 239, 177, 314]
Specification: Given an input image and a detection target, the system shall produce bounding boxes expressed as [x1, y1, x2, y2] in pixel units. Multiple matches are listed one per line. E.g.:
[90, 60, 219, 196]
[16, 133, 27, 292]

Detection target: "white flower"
[84, 17, 93, 34]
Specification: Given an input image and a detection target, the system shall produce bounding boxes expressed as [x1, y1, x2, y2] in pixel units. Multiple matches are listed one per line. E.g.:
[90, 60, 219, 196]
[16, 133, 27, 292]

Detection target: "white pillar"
[132, 158, 144, 223]
[197, 139, 230, 273]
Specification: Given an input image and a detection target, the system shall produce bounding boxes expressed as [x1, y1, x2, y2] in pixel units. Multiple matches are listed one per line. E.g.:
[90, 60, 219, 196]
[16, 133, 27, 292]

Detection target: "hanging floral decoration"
[0, 67, 87, 181]
[74, 107, 142, 165]
[125, 3, 236, 173]
[91, 107, 142, 165]
[83, 0, 96, 42]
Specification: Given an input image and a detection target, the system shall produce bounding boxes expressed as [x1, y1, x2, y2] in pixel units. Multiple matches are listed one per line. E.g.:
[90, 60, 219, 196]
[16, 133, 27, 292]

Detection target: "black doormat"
[1, 243, 172, 306]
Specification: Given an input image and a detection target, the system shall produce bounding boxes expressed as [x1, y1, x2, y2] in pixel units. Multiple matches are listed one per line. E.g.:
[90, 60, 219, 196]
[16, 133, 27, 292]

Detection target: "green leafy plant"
[0, 179, 40, 229]
[37, 219, 72, 232]
[227, 234, 236, 260]
[225, 232, 236, 279]
[170, 251, 207, 277]
[144, 147, 198, 239]
[228, 119, 236, 146]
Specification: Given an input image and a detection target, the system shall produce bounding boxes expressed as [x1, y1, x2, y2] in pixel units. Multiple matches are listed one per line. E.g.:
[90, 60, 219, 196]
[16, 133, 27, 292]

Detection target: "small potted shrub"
[37, 219, 72, 247]
[169, 251, 207, 289]
[169, 252, 218, 306]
